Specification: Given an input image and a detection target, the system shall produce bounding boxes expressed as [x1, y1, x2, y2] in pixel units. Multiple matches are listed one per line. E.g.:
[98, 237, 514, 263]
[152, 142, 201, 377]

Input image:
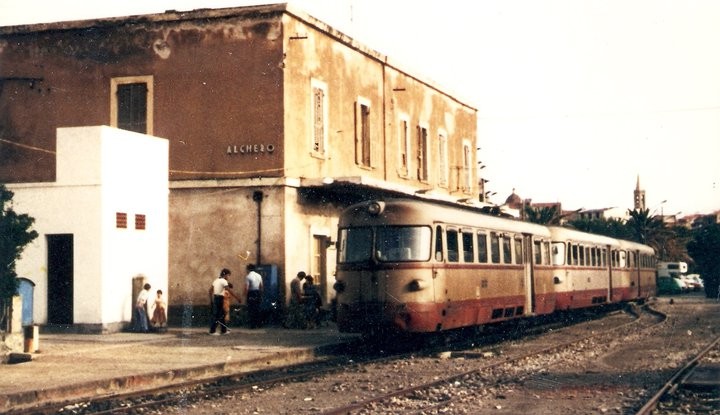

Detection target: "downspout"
[253, 190, 263, 265]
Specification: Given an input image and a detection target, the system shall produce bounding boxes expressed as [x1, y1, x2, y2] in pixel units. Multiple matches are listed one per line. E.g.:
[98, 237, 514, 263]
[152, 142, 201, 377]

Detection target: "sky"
[1, 0, 719, 217]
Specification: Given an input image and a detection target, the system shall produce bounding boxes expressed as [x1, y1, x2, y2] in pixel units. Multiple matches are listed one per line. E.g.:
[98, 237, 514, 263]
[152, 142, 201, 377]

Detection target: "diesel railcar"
[333, 199, 656, 334]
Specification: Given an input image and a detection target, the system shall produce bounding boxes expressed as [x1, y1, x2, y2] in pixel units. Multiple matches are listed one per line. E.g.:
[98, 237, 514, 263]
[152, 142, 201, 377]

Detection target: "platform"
[0, 324, 359, 412]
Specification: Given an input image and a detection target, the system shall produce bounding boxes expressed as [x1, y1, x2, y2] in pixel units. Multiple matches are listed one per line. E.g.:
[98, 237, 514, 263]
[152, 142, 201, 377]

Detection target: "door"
[523, 234, 535, 316]
[47, 234, 74, 325]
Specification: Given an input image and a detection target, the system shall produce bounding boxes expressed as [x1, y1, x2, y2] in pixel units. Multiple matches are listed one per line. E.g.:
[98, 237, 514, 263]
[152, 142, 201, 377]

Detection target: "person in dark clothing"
[302, 275, 322, 329]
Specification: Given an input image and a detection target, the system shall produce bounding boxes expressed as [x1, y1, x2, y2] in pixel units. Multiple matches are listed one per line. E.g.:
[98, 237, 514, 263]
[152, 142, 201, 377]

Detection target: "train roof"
[340, 199, 551, 237]
[547, 226, 620, 246]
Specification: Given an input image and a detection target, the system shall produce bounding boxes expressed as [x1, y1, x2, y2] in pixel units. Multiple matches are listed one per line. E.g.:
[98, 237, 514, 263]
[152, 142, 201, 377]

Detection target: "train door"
[522, 234, 535, 316]
[47, 234, 74, 325]
[606, 245, 613, 302]
[631, 250, 640, 299]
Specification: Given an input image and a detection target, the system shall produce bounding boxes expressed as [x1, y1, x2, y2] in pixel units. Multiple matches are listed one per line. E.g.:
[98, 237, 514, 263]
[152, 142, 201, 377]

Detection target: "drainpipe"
[252, 190, 263, 265]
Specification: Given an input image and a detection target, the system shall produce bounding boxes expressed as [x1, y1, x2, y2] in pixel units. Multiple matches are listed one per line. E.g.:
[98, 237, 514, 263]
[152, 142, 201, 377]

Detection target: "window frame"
[110, 75, 153, 135]
[355, 96, 372, 168]
[310, 78, 329, 158]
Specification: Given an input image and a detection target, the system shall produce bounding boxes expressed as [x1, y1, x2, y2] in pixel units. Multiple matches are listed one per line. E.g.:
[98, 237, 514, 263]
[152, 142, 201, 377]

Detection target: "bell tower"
[633, 175, 646, 210]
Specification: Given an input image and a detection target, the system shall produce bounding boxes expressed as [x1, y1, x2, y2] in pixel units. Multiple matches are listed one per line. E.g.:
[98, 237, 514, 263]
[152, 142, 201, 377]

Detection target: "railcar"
[334, 199, 655, 335]
[547, 227, 656, 309]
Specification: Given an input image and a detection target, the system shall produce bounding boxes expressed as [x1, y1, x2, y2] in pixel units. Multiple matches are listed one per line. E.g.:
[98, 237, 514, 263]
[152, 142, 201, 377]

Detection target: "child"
[150, 289, 167, 328]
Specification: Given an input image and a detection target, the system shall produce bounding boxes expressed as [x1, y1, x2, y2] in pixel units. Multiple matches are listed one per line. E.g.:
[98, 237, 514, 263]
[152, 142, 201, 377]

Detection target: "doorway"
[47, 234, 74, 325]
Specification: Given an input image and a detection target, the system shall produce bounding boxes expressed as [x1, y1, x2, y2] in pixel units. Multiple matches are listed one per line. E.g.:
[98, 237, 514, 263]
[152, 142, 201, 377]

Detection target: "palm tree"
[524, 205, 561, 225]
[626, 208, 663, 245]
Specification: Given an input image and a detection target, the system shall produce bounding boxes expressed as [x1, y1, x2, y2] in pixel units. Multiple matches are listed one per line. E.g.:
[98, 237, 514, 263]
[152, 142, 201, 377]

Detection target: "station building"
[0, 4, 478, 328]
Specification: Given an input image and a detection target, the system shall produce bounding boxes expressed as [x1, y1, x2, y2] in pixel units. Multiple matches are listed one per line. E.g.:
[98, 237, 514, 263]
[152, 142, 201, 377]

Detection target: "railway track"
[12, 304, 640, 415]
[321, 303, 666, 414]
[636, 335, 720, 415]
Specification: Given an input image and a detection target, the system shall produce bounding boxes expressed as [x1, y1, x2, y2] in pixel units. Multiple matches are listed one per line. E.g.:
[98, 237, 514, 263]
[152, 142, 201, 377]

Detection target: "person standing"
[223, 283, 242, 326]
[150, 289, 167, 329]
[284, 271, 307, 329]
[244, 264, 264, 328]
[302, 275, 323, 329]
[209, 268, 232, 335]
[133, 283, 152, 332]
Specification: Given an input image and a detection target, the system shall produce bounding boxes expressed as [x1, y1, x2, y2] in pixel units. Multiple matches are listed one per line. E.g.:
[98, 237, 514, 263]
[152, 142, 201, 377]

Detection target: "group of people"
[133, 283, 167, 333]
[285, 271, 323, 329]
[209, 264, 264, 335]
[135, 264, 323, 334]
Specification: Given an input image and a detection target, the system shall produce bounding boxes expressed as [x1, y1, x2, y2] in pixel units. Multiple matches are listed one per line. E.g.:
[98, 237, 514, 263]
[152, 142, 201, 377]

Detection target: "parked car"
[683, 274, 704, 291]
[657, 276, 686, 294]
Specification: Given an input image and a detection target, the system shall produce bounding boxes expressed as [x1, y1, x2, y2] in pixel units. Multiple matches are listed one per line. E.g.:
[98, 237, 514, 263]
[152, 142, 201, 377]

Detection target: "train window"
[579, 245, 585, 266]
[619, 251, 627, 268]
[477, 232, 488, 263]
[462, 231, 474, 262]
[544, 242, 551, 265]
[552, 242, 565, 265]
[502, 237, 512, 264]
[447, 229, 459, 262]
[514, 237, 523, 264]
[490, 232, 500, 263]
[601, 249, 606, 267]
[435, 226, 443, 261]
[376, 226, 432, 262]
[337, 228, 373, 263]
[533, 240, 542, 264]
[572, 244, 579, 266]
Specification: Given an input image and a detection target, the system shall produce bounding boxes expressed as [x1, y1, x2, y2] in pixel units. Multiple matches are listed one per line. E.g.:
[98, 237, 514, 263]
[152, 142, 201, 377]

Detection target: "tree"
[0, 184, 38, 331]
[626, 208, 663, 245]
[524, 205, 562, 225]
[568, 217, 632, 240]
[687, 223, 720, 298]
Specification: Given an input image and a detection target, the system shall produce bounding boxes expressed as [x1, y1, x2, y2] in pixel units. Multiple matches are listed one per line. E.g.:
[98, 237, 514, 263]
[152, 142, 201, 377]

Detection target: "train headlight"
[408, 279, 428, 292]
[333, 280, 346, 293]
[367, 201, 385, 216]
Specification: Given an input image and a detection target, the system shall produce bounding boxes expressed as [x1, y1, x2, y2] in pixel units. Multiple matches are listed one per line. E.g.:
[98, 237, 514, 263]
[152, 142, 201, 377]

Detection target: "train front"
[333, 200, 438, 334]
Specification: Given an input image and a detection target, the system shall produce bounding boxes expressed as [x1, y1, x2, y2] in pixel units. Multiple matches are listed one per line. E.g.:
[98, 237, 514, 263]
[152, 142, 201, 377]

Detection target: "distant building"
[576, 207, 627, 222]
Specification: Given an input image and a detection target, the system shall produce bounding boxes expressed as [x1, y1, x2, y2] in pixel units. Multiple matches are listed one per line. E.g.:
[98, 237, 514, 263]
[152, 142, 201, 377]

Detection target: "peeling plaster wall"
[0, 13, 286, 183]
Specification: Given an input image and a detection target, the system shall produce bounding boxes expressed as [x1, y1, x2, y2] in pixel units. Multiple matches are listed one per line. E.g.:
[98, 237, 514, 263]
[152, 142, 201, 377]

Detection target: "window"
[438, 131, 448, 187]
[375, 226, 432, 262]
[111, 76, 153, 135]
[490, 232, 500, 263]
[311, 79, 328, 156]
[398, 116, 410, 177]
[337, 228, 373, 263]
[434, 225, 444, 261]
[355, 98, 371, 167]
[514, 237, 523, 264]
[534, 240, 542, 264]
[477, 232, 488, 263]
[544, 242, 551, 265]
[447, 228, 459, 262]
[417, 125, 429, 181]
[462, 140, 472, 192]
[135, 214, 146, 230]
[552, 242, 565, 265]
[462, 231, 474, 262]
[116, 212, 128, 229]
[502, 236, 512, 264]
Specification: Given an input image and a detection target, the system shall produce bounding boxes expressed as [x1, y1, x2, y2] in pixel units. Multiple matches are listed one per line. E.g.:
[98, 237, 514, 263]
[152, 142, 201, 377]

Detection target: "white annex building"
[9, 126, 169, 333]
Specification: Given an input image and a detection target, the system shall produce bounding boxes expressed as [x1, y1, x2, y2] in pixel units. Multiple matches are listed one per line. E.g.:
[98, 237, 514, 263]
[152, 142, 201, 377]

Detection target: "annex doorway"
[47, 234, 74, 325]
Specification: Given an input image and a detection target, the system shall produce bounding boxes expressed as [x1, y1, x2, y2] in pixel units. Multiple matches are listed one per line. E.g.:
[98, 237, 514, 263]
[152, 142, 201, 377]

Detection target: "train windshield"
[338, 226, 432, 263]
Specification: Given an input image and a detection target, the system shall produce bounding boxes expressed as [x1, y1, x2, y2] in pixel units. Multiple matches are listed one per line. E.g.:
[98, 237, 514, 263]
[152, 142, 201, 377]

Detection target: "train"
[333, 199, 656, 334]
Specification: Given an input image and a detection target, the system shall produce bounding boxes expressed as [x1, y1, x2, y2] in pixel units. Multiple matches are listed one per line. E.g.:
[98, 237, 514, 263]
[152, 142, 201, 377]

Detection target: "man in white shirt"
[244, 264, 264, 328]
[134, 283, 152, 332]
[209, 268, 232, 335]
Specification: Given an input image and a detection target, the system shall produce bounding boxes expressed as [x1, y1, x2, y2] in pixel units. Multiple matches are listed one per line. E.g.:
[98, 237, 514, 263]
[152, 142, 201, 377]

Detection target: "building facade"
[0, 4, 478, 324]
